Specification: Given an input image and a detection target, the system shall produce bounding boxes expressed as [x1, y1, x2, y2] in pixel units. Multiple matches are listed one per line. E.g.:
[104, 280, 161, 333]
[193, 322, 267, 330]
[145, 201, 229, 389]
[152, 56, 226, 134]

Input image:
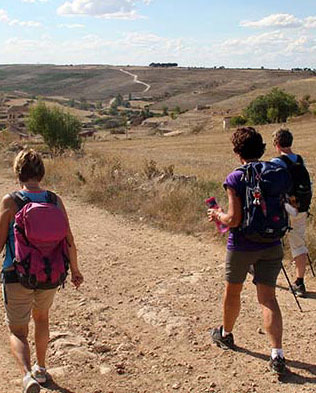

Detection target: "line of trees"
[149, 63, 178, 68]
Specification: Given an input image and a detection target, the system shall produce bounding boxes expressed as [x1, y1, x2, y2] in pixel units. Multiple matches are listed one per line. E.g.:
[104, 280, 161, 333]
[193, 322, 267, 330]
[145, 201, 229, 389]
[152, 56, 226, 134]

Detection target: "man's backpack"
[236, 161, 292, 243]
[10, 191, 69, 290]
[278, 155, 312, 212]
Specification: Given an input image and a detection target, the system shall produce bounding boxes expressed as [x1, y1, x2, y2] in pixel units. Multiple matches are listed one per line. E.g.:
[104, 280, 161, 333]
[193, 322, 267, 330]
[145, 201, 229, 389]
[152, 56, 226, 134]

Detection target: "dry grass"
[42, 101, 92, 121]
[42, 153, 223, 235]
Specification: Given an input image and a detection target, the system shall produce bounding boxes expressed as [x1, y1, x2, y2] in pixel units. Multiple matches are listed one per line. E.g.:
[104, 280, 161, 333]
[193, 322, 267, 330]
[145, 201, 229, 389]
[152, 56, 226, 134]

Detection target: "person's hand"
[207, 207, 222, 222]
[70, 269, 84, 289]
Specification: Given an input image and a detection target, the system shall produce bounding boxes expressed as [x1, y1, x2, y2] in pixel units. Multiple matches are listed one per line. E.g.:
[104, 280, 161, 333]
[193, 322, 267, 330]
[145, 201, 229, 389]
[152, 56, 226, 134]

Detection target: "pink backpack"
[11, 191, 69, 289]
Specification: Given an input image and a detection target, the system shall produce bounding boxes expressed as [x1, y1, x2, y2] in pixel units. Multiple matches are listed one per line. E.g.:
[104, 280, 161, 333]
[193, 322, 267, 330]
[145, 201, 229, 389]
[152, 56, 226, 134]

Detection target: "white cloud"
[58, 23, 85, 28]
[22, 0, 48, 3]
[1, 26, 315, 69]
[57, 0, 149, 20]
[241, 13, 316, 30]
[0, 9, 41, 27]
[305, 17, 316, 29]
[1, 31, 190, 65]
[120, 32, 187, 53]
[220, 31, 288, 52]
[0, 9, 10, 23]
[210, 28, 316, 69]
[241, 14, 302, 29]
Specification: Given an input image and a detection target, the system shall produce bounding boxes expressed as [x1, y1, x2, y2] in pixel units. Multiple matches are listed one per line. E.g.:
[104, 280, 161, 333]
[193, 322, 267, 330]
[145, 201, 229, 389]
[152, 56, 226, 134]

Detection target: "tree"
[28, 102, 82, 153]
[96, 101, 103, 110]
[162, 106, 168, 116]
[68, 98, 75, 108]
[244, 88, 299, 124]
[79, 97, 88, 110]
[109, 104, 118, 115]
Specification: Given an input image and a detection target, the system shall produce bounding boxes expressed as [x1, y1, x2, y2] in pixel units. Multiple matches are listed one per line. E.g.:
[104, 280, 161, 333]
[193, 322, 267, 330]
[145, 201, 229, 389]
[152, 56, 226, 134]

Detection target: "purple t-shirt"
[224, 169, 281, 251]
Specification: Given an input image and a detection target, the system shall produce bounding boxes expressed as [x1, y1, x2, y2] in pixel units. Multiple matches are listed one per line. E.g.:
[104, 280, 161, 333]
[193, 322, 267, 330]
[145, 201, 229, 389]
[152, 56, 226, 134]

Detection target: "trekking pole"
[307, 253, 316, 277]
[281, 262, 303, 312]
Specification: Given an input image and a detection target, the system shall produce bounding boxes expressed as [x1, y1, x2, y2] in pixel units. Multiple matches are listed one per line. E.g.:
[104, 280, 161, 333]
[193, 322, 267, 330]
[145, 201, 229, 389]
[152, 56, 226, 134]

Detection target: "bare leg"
[9, 324, 31, 376]
[223, 282, 243, 332]
[256, 284, 282, 348]
[294, 253, 307, 279]
[32, 308, 49, 368]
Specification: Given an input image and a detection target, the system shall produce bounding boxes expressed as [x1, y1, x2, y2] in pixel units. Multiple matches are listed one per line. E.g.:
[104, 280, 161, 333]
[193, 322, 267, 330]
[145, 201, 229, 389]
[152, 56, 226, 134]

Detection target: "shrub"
[230, 115, 247, 127]
[28, 101, 82, 153]
[244, 88, 299, 124]
[298, 95, 311, 115]
[79, 97, 88, 110]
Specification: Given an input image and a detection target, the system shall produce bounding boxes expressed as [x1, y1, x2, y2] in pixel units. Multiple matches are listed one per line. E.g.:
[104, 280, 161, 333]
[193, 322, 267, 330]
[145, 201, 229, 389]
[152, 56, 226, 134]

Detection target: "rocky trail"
[0, 176, 315, 393]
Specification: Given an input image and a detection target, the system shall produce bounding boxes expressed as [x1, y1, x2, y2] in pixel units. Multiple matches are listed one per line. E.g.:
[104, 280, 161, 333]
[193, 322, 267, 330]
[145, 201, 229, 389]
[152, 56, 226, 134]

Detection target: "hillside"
[0, 65, 314, 110]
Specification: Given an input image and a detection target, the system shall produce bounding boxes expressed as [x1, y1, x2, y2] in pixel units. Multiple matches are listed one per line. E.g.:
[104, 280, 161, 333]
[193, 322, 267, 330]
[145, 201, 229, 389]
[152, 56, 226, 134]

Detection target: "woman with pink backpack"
[0, 149, 84, 393]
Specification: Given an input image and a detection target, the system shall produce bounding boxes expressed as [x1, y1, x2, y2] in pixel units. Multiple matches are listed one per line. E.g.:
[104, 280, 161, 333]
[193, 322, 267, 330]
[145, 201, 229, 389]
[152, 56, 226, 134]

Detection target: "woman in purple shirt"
[207, 127, 286, 375]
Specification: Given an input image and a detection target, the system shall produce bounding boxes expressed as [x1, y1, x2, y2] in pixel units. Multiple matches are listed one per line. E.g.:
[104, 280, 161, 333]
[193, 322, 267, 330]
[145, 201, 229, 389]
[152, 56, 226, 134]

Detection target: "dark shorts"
[225, 245, 283, 287]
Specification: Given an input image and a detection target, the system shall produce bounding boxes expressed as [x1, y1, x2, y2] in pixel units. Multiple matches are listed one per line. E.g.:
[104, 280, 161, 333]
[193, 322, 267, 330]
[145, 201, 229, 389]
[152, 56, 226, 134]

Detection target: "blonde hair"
[14, 149, 45, 183]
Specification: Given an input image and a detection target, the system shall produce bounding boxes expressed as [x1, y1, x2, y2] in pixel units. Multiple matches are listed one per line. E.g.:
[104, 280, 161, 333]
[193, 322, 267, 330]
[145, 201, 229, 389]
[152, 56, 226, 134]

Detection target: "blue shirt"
[271, 153, 300, 168]
[2, 190, 49, 270]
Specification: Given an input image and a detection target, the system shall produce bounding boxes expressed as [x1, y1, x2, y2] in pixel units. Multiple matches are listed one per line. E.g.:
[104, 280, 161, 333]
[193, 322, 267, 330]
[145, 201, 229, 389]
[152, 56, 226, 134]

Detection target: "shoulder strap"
[10, 191, 31, 211]
[278, 155, 293, 168]
[46, 191, 58, 205]
[295, 154, 304, 165]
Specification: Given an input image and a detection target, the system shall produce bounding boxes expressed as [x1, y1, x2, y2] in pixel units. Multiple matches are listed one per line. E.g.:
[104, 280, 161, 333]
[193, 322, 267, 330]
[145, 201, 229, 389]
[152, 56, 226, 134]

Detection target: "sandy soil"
[0, 176, 315, 393]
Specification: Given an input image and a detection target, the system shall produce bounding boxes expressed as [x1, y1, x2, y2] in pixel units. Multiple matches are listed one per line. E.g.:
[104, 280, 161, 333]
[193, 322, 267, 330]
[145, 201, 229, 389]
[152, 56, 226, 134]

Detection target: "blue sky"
[1, 0, 316, 68]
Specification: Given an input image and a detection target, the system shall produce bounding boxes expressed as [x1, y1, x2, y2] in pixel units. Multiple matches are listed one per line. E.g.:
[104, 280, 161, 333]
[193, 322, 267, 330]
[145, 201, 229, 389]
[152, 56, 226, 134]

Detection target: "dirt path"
[119, 68, 151, 93]
[0, 176, 315, 393]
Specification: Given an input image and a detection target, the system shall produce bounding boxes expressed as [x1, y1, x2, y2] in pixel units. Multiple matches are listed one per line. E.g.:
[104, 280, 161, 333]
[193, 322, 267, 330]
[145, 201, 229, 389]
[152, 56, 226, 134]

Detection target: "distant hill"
[0, 64, 314, 110]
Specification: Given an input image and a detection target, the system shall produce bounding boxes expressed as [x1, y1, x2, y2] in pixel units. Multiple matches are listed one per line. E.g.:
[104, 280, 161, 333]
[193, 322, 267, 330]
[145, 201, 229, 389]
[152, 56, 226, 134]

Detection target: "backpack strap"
[46, 191, 58, 205]
[279, 154, 304, 167]
[278, 155, 293, 168]
[295, 154, 304, 165]
[11, 190, 58, 207]
[10, 191, 31, 211]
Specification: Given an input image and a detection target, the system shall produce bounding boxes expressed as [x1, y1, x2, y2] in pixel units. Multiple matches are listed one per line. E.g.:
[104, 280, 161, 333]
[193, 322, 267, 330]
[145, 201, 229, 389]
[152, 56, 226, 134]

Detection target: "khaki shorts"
[288, 212, 308, 258]
[2, 283, 57, 326]
[225, 245, 283, 287]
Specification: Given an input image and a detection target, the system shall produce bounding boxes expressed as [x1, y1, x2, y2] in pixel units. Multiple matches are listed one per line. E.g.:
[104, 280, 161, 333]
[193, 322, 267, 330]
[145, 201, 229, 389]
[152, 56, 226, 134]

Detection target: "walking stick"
[281, 262, 303, 312]
[307, 253, 316, 277]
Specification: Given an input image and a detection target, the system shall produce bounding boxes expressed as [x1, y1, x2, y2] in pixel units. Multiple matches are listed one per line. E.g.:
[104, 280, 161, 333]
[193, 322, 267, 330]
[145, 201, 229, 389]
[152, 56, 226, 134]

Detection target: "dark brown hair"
[272, 128, 293, 148]
[232, 127, 266, 160]
[14, 149, 45, 182]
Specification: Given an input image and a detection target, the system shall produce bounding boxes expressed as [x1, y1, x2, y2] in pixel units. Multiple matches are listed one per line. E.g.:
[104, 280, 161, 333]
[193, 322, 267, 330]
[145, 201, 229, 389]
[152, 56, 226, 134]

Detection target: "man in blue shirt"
[271, 128, 311, 297]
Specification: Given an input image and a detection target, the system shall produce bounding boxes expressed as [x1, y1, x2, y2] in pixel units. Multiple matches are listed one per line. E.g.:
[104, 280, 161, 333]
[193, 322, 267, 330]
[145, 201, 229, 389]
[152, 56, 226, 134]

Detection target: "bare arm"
[208, 187, 242, 228]
[0, 195, 16, 253]
[57, 196, 84, 288]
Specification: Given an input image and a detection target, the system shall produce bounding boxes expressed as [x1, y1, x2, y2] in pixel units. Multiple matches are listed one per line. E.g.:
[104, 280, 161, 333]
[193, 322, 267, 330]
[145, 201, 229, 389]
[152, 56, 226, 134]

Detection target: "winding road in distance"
[119, 68, 151, 93]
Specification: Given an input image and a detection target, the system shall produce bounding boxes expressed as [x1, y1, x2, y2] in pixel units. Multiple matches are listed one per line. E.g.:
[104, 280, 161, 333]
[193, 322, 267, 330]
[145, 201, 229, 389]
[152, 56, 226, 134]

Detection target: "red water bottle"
[205, 197, 229, 234]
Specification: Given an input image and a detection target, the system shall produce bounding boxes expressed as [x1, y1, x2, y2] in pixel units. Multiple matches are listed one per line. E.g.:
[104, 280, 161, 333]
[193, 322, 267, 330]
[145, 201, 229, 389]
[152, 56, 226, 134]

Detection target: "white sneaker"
[23, 373, 40, 393]
[31, 364, 47, 384]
